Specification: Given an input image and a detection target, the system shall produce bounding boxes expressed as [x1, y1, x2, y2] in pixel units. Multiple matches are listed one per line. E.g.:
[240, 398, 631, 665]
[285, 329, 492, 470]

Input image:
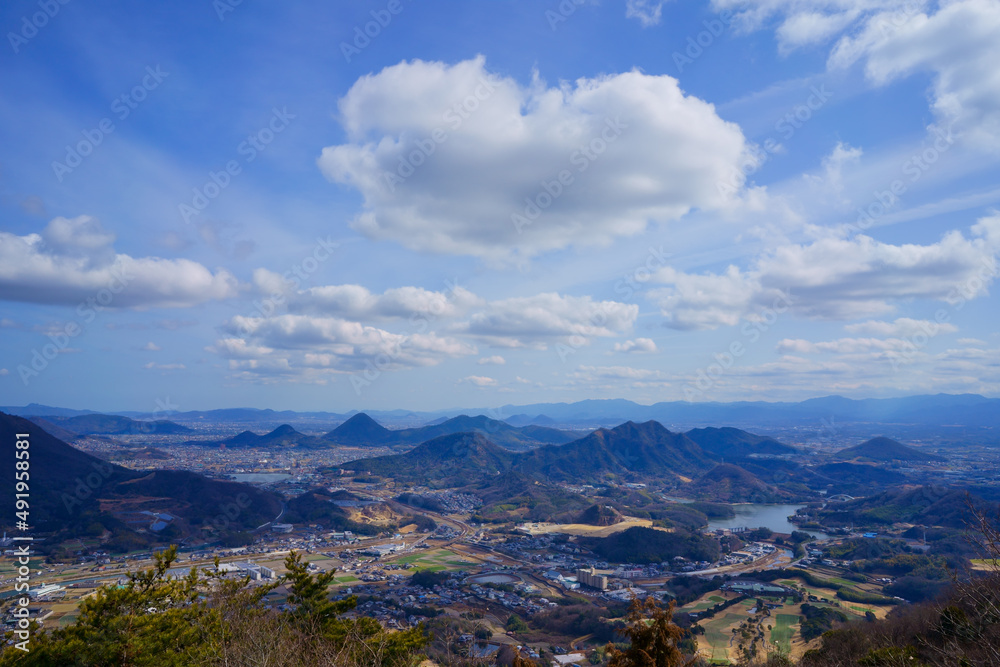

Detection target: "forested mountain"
[0, 412, 281, 548]
[834, 436, 946, 462]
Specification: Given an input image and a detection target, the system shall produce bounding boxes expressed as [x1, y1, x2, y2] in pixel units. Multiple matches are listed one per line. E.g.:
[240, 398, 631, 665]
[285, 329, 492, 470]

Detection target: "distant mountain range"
[188, 413, 586, 451]
[5, 393, 999, 431]
[29, 413, 193, 436]
[483, 393, 1000, 428]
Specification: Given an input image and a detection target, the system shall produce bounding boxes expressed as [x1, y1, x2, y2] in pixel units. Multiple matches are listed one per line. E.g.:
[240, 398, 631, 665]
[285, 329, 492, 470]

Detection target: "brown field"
[518, 517, 667, 537]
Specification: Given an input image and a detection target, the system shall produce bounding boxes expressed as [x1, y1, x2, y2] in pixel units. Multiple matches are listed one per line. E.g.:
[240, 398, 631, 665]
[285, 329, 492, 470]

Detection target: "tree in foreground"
[605, 596, 694, 667]
[0, 547, 425, 666]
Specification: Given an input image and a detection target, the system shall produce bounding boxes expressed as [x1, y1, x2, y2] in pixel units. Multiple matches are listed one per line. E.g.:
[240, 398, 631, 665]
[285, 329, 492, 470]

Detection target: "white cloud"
[805, 142, 863, 198]
[649, 264, 767, 330]
[254, 270, 483, 320]
[957, 337, 987, 346]
[626, 0, 669, 27]
[775, 9, 860, 52]
[460, 375, 497, 387]
[211, 286, 639, 377]
[143, 362, 186, 370]
[777, 336, 916, 355]
[0, 369, 8, 376]
[568, 365, 672, 391]
[207, 338, 275, 359]
[711, 0, 926, 39]
[319, 56, 754, 261]
[211, 314, 477, 378]
[836, 0, 1000, 151]
[461, 293, 638, 348]
[477, 355, 506, 365]
[575, 364, 669, 381]
[0, 216, 240, 308]
[715, 0, 1000, 151]
[844, 317, 958, 338]
[613, 337, 658, 353]
[142, 342, 162, 351]
[651, 214, 1000, 329]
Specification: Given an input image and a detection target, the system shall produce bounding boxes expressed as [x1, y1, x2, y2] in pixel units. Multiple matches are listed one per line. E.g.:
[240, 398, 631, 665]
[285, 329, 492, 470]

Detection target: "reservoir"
[466, 572, 522, 585]
[229, 473, 292, 484]
[707, 504, 829, 540]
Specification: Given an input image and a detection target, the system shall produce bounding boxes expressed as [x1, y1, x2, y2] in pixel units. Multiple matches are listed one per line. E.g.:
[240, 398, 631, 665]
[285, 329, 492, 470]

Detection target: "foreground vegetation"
[4, 501, 999, 666]
[1, 549, 424, 667]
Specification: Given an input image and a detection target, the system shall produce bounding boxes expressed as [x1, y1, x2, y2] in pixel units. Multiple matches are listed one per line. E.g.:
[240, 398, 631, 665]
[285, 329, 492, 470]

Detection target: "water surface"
[707, 504, 829, 540]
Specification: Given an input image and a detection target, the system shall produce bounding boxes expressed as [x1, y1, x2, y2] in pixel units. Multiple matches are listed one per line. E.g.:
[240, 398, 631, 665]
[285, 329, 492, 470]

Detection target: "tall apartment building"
[577, 567, 608, 591]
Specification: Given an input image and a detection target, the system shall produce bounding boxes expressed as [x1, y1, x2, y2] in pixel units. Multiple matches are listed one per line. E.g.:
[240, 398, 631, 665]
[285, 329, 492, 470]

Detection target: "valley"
[3, 396, 997, 665]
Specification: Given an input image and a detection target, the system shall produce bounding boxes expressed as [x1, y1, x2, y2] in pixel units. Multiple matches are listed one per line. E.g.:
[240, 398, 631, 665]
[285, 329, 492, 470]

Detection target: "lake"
[467, 572, 521, 585]
[707, 504, 829, 540]
[229, 473, 292, 484]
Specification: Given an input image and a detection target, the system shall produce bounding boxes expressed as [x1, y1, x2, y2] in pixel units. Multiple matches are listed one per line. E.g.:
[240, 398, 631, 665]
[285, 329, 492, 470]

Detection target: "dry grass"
[518, 517, 667, 537]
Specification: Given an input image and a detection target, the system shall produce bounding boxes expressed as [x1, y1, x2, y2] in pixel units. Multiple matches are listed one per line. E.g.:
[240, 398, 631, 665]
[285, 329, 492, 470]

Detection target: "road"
[254, 501, 287, 532]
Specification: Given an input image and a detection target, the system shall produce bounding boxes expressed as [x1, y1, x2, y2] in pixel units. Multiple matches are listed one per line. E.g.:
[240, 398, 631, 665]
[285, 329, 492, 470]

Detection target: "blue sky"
[2, 0, 999, 413]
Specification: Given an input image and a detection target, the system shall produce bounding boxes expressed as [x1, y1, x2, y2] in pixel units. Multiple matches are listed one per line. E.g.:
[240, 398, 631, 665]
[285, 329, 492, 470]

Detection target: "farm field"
[390, 548, 476, 572]
[516, 518, 655, 537]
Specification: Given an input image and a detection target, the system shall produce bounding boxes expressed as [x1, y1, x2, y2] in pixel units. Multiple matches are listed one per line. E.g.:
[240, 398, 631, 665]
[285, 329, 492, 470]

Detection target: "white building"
[28, 584, 64, 600]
